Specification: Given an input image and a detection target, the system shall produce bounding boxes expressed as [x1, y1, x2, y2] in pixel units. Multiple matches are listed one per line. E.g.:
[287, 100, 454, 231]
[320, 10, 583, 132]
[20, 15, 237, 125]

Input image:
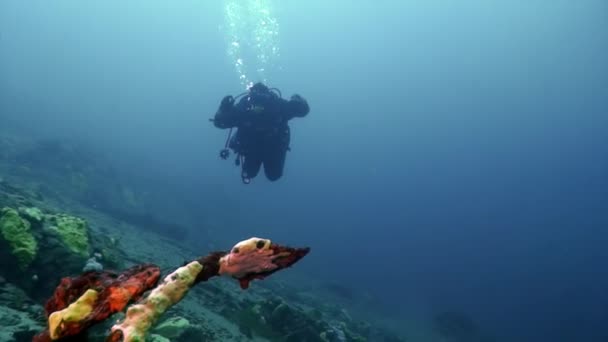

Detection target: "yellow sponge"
[48, 289, 99, 340]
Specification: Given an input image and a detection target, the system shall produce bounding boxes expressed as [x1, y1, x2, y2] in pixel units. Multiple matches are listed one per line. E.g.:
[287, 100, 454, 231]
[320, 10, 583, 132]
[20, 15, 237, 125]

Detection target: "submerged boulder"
[0, 206, 120, 300]
[228, 296, 373, 342]
[18, 207, 43, 225]
[148, 334, 170, 342]
[0, 207, 38, 270]
[153, 316, 191, 339]
[45, 213, 90, 257]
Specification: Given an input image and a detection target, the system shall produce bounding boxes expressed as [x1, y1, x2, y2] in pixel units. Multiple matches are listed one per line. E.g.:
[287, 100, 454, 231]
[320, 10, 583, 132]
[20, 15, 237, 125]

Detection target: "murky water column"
[223, 0, 281, 90]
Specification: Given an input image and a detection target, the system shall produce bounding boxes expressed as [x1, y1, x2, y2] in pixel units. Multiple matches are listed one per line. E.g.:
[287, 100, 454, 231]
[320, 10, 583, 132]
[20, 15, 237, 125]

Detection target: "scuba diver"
[211, 82, 309, 184]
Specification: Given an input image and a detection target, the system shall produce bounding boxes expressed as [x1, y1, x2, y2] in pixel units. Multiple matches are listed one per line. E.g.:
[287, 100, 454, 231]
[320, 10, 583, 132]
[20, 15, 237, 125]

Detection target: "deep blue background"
[1, 1, 607, 341]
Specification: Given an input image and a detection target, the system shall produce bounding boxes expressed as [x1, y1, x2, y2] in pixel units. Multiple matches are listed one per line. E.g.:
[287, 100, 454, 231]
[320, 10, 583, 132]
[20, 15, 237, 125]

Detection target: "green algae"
[47, 214, 90, 257]
[0, 207, 38, 269]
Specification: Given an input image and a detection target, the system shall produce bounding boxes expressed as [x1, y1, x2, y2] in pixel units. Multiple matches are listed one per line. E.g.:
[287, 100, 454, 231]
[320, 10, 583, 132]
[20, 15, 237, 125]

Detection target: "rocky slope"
[0, 133, 409, 342]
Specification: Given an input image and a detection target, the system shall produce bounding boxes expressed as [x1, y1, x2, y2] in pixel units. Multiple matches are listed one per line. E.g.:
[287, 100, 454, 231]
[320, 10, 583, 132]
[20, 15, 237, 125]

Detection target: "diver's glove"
[290, 94, 305, 103]
[220, 95, 235, 111]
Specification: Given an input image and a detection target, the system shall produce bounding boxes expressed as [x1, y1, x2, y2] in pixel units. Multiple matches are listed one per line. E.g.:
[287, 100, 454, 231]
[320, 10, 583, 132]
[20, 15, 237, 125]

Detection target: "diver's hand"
[220, 95, 235, 111]
[290, 94, 305, 103]
[288, 94, 310, 118]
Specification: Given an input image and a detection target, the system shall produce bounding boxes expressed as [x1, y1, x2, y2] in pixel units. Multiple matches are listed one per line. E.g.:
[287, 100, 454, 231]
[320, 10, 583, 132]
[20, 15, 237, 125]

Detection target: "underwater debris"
[33, 264, 161, 342]
[218, 237, 310, 289]
[33, 237, 309, 342]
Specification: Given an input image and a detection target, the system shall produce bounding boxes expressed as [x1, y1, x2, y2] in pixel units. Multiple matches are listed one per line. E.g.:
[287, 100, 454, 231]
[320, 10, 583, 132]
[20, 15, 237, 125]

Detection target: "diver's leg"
[242, 152, 262, 181]
[264, 148, 286, 181]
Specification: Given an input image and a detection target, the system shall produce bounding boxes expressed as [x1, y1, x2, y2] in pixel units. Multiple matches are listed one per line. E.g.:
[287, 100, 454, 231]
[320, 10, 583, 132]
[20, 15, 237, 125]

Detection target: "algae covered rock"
[148, 334, 170, 342]
[230, 297, 347, 342]
[46, 213, 90, 256]
[24, 212, 95, 298]
[19, 206, 44, 224]
[90, 234, 125, 270]
[153, 316, 191, 339]
[0, 208, 98, 299]
[238, 296, 376, 342]
[0, 304, 44, 342]
[321, 321, 367, 342]
[0, 207, 38, 269]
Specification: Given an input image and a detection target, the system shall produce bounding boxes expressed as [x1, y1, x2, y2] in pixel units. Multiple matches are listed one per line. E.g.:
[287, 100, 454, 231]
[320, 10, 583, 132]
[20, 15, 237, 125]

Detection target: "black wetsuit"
[213, 89, 309, 182]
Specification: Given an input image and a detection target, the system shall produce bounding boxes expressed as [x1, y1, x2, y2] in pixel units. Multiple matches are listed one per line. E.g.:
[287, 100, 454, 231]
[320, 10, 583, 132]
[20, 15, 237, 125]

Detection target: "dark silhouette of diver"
[212, 82, 310, 184]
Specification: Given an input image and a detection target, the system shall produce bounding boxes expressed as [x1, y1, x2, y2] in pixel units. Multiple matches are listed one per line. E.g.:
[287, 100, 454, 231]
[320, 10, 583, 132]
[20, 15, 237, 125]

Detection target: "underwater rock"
[0, 177, 39, 208]
[14, 139, 95, 175]
[233, 304, 277, 339]
[286, 326, 326, 342]
[153, 316, 191, 339]
[19, 206, 44, 225]
[91, 206, 191, 241]
[0, 305, 44, 342]
[82, 256, 103, 273]
[88, 232, 125, 271]
[11, 329, 40, 342]
[0, 210, 99, 298]
[0, 207, 38, 270]
[270, 302, 293, 323]
[433, 311, 488, 342]
[45, 213, 90, 257]
[147, 334, 170, 342]
[229, 295, 372, 342]
[0, 282, 32, 311]
[318, 319, 371, 342]
[174, 325, 217, 342]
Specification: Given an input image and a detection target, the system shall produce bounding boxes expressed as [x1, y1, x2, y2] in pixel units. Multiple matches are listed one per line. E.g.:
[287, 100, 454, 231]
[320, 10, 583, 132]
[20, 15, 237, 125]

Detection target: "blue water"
[1, 1, 607, 341]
